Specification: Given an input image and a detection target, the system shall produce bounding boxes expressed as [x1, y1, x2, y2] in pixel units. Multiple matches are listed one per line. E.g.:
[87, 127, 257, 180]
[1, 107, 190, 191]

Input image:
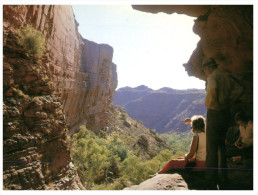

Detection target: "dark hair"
[235, 112, 251, 124]
[191, 115, 205, 133]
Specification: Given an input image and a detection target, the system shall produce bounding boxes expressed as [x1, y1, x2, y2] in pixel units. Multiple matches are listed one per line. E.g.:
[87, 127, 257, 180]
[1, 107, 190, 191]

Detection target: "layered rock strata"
[3, 5, 117, 190]
[3, 33, 83, 190]
[64, 38, 117, 132]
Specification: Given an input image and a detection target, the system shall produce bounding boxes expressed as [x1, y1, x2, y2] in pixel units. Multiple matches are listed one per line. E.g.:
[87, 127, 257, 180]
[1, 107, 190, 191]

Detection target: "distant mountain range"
[113, 85, 207, 134]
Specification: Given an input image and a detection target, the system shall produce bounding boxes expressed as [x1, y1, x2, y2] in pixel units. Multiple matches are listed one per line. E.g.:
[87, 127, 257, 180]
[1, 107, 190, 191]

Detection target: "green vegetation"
[71, 126, 174, 190]
[120, 112, 129, 120]
[160, 132, 192, 157]
[120, 149, 172, 184]
[15, 25, 46, 58]
[12, 88, 30, 100]
[71, 107, 192, 190]
[71, 126, 119, 188]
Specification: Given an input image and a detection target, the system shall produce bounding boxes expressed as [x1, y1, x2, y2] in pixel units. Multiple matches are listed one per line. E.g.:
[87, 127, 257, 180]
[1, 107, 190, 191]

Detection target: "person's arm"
[234, 136, 243, 149]
[206, 74, 220, 110]
[234, 124, 247, 149]
[184, 118, 191, 125]
[209, 88, 220, 110]
[184, 135, 198, 161]
[241, 121, 253, 148]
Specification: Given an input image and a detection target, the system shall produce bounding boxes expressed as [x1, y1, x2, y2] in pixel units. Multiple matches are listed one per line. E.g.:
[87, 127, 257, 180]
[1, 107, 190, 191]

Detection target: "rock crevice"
[3, 5, 117, 190]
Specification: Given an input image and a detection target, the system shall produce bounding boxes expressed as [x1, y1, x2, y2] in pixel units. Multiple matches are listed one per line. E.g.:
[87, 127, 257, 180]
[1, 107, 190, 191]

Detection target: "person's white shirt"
[195, 132, 206, 161]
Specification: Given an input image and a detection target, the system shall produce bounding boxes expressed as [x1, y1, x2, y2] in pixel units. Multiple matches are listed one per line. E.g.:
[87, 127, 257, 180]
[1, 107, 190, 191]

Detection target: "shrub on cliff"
[120, 149, 172, 184]
[15, 25, 46, 58]
[71, 126, 131, 188]
[71, 126, 119, 188]
[161, 132, 192, 157]
[71, 126, 181, 189]
[105, 135, 129, 162]
[96, 131, 129, 162]
[120, 156, 144, 184]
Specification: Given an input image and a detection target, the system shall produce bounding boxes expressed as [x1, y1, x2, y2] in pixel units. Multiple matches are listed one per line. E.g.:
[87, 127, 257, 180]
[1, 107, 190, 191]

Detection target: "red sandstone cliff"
[3, 5, 117, 190]
[3, 4, 253, 190]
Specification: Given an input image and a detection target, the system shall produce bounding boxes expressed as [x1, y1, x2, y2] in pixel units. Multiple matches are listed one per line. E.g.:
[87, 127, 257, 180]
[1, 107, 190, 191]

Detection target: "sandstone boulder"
[124, 174, 188, 190]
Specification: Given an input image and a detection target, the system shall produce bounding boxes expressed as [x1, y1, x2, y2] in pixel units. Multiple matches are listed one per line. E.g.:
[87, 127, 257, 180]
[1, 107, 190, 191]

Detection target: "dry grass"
[15, 25, 46, 58]
[32, 97, 43, 105]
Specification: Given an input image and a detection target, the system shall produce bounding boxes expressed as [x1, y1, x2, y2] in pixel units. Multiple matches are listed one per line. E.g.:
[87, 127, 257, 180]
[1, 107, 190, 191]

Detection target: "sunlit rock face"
[3, 5, 117, 189]
[133, 5, 253, 117]
[64, 38, 118, 132]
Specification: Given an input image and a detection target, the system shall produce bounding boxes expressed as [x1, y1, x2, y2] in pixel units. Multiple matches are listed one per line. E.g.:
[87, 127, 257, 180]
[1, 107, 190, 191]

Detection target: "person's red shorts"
[158, 157, 206, 174]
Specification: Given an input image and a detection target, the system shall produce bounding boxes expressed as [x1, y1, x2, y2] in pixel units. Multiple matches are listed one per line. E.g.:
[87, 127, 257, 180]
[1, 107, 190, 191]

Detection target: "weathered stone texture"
[132, 5, 253, 190]
[133, 5, 253, 117]
[132, 5, 210, 17]
[3, 5, 117, 190]
[64, 39, 117, 132]
[3, 5, 117, 132]
[124, 174, 189, 190]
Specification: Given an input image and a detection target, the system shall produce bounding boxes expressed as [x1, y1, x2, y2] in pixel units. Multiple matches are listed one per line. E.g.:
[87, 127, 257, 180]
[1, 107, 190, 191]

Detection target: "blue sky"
[72, 5, 205, 90]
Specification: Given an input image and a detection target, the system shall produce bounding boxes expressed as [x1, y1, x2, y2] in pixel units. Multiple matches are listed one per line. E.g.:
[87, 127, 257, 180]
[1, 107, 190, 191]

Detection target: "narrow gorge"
[3, 5, 117, 189]
[3, 5, 253, 190]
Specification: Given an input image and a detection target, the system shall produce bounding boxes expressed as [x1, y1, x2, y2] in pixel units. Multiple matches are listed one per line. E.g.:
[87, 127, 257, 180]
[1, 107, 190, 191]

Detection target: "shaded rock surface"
[124, 165, 253, 190]
[132, 5, 210, 17]
[133, 5, 253, 119]
[3, 4, 253, 190]
[130, 5, 253, 190]
[3, 5, 117, 190]
[114, 86, 206, 133]
[3, 44, 83, 190]
[124, 174, 188, 190]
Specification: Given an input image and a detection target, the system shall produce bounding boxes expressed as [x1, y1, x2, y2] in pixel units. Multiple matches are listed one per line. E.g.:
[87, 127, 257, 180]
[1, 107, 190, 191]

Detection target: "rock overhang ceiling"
[132, 5, 253, 82]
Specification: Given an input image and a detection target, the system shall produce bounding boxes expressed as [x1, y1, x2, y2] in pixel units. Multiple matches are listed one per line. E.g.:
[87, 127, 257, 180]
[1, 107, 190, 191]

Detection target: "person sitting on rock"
[225, 126, 243, 162]
[225, 112, 253, 169]
[158, 115, 206, 174]
[184, 115, 206, 170]
[234, 111, 253, 162]
[234, 112, 253, 150]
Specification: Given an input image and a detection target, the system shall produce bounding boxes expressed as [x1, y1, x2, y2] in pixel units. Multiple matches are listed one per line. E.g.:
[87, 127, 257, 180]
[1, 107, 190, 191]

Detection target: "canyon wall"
[3, 4, 253, 190]
[3, 5, 117, 190]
